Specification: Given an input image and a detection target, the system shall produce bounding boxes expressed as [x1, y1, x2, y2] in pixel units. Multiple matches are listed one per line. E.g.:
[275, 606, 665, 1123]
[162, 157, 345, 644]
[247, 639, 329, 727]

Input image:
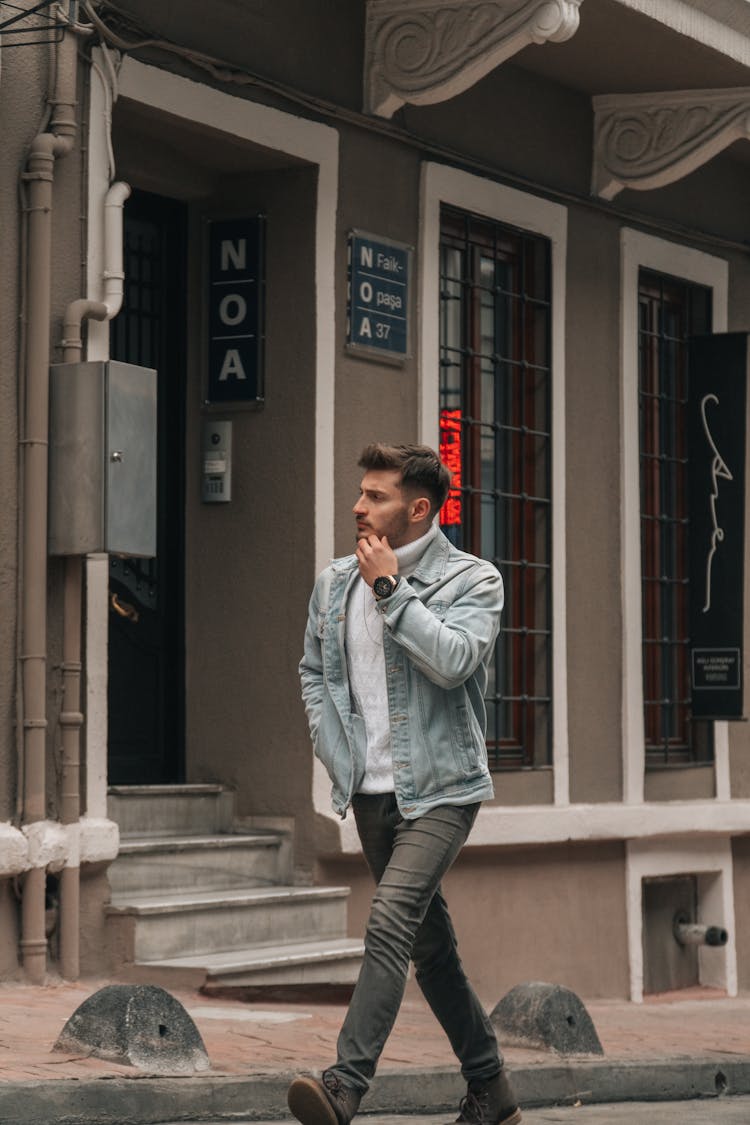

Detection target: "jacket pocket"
[314, 698, 349, 777]
[452, 704, 480, 774]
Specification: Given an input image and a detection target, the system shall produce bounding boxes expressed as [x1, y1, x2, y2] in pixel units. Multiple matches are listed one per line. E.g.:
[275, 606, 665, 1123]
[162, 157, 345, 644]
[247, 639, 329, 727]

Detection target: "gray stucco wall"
[184, 166, 318, 867]
[0, 44, 33, 822]
[406, 61, 594, 201]
[319, 840, 631, 1000]
[330, 83, 750, 809]
[565, 207, 623, 803]
[2, 0, 750, 991]
[334, 125, 421, 553]
[101, 11, 750, 825]
[733, 836, 750, 990]
[112, 0, 366, 111]
[0, 40, 85, 825]
[45, 92, 87, 826]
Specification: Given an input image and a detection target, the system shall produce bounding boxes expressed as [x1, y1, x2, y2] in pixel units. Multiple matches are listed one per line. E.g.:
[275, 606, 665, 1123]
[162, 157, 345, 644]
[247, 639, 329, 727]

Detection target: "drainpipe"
[61, 180, 131, 355]
[58, 555, 83, 980]
[19, 25, 78, 985]
[57, 180, 130, 980]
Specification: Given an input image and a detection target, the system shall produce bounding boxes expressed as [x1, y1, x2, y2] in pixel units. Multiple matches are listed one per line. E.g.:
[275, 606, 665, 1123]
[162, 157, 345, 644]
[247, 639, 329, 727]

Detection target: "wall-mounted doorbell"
[202, 419, 232, 503]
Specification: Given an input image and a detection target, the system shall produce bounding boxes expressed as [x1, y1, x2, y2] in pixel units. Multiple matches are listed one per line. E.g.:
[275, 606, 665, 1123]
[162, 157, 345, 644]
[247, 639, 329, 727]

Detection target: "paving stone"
[0, 978, 748, 1087]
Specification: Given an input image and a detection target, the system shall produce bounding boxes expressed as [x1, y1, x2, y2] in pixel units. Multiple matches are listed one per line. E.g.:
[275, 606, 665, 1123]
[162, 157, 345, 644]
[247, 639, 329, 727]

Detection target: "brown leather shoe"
[453, 1071, 522, 1125]
[288, 1070, 362, 1125]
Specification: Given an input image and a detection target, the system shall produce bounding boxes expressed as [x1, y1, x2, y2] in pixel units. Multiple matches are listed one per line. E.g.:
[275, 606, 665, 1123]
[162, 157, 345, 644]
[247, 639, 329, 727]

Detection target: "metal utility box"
[49, 361, 157, 557]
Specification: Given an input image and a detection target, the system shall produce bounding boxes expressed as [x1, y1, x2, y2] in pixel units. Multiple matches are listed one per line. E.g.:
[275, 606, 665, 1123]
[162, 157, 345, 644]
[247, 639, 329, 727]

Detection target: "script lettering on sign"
[700, 393, 733, 614]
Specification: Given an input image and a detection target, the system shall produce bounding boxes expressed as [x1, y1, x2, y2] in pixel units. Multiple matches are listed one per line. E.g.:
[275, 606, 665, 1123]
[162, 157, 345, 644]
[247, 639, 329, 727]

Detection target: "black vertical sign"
[207, 216, 265, 405]
[688, 333, 747, 719]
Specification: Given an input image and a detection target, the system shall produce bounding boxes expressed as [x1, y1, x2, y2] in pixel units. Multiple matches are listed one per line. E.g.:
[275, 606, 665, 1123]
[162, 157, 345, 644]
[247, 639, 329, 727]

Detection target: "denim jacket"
[299, 527, 503, 819]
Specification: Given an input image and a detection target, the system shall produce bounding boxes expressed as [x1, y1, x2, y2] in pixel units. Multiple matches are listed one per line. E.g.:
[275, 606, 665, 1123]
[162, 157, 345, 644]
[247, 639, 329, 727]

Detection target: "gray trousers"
[333, 793, 502, 1093]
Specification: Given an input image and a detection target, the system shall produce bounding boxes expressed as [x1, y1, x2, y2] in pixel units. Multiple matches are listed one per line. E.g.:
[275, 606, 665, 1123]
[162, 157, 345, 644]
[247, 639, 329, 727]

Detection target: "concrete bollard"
[53, 983, 210, 1074]
[490, 981, 604, 1056]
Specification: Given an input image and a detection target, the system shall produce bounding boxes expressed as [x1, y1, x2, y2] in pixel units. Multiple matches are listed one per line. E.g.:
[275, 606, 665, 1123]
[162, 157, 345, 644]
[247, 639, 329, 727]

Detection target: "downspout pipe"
[62, 180, 131, 355]
[19, 26, 78, 984]
[58, 555, 83, 980]
[57, 179, 130, 981]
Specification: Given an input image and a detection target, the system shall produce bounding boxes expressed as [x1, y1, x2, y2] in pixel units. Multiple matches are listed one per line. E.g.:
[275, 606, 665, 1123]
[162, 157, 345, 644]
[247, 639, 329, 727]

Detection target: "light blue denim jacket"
[299, 527, 503, 819]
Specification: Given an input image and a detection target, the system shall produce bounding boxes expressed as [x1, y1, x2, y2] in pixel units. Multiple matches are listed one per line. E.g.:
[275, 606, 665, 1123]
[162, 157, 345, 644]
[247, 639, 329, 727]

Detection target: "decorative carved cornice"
[592, 87, 750, 200]
[365, 0, 583, 118]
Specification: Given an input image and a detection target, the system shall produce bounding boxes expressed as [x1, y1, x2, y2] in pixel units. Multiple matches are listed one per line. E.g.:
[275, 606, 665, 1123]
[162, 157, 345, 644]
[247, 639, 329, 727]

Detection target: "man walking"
[288, 443, 521, 1125]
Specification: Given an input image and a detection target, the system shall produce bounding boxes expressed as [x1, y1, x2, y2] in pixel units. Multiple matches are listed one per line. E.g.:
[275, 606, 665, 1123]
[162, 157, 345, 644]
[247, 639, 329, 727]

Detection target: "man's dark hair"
[358, 442, 451, 517]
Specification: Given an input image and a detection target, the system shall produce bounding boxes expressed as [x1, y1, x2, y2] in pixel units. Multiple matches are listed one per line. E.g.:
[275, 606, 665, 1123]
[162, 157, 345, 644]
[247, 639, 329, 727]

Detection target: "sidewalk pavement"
[1, 979, 749, 1124]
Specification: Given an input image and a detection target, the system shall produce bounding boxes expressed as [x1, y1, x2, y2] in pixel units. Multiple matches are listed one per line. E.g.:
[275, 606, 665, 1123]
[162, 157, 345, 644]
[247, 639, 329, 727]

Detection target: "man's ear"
[410, 496, 432, 523]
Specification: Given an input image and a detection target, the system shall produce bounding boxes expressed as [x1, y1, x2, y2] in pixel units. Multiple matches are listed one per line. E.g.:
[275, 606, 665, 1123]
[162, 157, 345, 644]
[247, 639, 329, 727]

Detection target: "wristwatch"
[373, 574, 399, 600]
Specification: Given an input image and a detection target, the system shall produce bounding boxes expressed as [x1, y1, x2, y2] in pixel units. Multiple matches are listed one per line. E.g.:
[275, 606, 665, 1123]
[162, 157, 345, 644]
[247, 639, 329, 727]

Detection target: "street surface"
[157, 1099, 750, 1125]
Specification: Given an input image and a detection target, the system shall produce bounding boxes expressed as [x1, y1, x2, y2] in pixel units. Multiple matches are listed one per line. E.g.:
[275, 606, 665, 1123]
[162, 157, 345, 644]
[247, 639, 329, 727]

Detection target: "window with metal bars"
[438, 206, 552, 769]
[638, 269, 714, 765]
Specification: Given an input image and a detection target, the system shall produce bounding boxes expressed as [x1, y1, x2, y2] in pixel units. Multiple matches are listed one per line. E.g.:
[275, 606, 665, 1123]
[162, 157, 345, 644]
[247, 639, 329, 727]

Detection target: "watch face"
[373, 576, 394, 598]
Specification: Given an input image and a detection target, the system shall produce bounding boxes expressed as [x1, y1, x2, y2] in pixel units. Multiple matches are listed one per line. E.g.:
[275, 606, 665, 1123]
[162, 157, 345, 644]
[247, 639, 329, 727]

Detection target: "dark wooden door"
[107, 190, 186, 784]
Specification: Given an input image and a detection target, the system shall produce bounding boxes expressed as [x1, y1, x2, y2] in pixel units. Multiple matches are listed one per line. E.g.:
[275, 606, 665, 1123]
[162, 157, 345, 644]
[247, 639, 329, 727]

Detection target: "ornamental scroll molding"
[364, 0, 583, 118]
[592, 87, 750, 200]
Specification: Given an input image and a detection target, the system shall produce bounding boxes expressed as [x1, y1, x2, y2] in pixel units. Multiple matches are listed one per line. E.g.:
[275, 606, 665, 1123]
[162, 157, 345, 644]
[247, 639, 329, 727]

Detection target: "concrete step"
[107, 885, 352, 962]
[108, 784, 234, 838]
[121, 937, 366, 990]
[105, 785, 362, 999]
[108, 832, 284, 895]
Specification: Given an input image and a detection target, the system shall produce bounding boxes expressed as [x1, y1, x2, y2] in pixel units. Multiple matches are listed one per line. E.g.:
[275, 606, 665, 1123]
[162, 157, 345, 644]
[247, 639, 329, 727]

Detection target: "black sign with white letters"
[688, 333, 747, 719]
[207, 216, 265, 405]
[347, 231, 411, 361]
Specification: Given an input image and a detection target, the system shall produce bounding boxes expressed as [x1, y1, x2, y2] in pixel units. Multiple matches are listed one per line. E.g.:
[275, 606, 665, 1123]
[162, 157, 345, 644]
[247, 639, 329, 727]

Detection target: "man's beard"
[354, 511, 410, 546]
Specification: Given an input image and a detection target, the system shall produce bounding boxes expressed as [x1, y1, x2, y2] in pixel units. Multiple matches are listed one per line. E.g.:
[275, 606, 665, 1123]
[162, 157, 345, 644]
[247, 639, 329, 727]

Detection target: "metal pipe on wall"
[58, 556, 83, 979]
[62, 181, 131, 355]
[57, 180, 130, 980]
[19, 26, 78, 984]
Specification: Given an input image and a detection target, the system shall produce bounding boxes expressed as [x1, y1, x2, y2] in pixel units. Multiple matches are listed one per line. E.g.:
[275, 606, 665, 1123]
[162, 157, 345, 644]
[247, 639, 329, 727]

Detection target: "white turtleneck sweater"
[346, 523, 438, 794]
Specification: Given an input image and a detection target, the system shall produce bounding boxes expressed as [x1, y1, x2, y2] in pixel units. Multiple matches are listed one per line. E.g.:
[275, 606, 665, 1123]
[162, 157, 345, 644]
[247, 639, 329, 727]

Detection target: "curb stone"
[2, 1060, 750, 1125]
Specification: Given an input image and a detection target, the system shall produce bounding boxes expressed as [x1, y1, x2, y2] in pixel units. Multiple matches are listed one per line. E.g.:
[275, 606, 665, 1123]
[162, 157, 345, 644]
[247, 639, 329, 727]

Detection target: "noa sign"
[347, 231, 411, 362]
[206, 216, 265, 405]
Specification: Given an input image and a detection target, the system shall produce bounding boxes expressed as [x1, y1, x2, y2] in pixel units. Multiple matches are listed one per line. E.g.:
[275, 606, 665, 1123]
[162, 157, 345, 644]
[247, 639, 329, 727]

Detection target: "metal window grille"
[638, 269, 714, 765]
[439, 206, 552, 769]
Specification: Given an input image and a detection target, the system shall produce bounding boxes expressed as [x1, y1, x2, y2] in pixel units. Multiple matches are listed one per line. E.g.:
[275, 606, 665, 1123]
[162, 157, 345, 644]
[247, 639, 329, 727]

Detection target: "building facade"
[2, 0, 750, 1002]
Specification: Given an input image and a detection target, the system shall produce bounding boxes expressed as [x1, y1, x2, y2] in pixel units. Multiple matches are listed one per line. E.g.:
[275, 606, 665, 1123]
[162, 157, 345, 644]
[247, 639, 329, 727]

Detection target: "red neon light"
[439, 409, 462, 526]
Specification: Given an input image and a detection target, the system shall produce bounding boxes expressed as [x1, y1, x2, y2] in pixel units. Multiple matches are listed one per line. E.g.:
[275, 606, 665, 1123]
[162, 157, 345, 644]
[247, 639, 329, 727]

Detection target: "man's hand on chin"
[356, 534, 398, 588]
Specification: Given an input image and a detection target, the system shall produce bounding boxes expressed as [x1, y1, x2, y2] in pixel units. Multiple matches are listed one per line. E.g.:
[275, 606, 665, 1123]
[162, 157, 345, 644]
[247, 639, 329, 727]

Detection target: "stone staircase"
[106, 785, 364, 993]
